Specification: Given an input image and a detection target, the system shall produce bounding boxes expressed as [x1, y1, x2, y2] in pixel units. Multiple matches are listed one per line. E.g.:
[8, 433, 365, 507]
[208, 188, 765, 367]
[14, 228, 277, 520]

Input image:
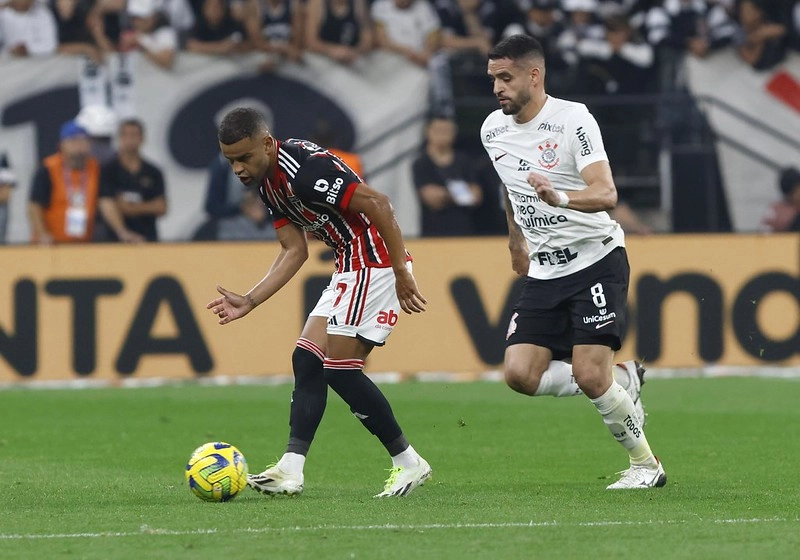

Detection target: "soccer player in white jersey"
[482, 35, 666, 489]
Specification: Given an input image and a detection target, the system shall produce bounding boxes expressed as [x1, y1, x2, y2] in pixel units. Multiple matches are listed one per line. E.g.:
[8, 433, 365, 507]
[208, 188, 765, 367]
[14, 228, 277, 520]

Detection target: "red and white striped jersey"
[259, 139, 393, 273]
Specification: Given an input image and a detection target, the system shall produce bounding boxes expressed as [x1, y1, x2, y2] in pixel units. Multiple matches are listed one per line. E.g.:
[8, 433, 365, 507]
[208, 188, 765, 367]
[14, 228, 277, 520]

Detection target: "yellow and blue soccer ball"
[185, 442, 248, 502]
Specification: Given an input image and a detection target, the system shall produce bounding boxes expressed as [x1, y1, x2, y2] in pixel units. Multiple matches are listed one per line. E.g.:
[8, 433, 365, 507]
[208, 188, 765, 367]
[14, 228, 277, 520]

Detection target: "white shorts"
[309, 264, 410, 346]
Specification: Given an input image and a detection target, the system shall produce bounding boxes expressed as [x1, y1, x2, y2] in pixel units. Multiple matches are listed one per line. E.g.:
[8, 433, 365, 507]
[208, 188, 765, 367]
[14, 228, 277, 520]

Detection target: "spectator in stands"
[482, 0, 525, 45]
[248, 0, 304, 70]
[99, 118, 166, 242]
[472, 157, 507, 235]
[0, 0, 58, 57]
[645, 0, 709, 91]
[577, 12, 654, 95]
[435, 0, 493, 56]
[734, 0, 788, 71]
[186, 0, 249, 55]
[791, 0, 800, 52]
[204, 152, 246, 219]
[76, 104, 118, 164]
[503, 0, 571, 94]
[372, 0, 441, 68]
[159, 0, 197, 45]
[703, 1, 739, 52]
[193, 187, 278, 241]
[0, 152, 15, 244]
[595, 0, 646, 24]
[556, 0, 604, 94]
[51, 0, 108, 63]
[412, 117, 482, 236]
[304, 0, 373, 65]
[372, 0, 455, 116]
[28, 121, 104, 244]
[762, 166, 800, 233]
[75, 1, 131, 114]
[644, 1, 739, 86]
[120, 0, 178, 70]
[578, 13, 655, 177]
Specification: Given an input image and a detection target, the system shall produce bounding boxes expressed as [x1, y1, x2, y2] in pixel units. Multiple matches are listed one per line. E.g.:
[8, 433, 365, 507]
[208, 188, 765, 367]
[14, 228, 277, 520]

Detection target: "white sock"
[277, 452, 306, 475]
[591, 381, 656, 467]
[391, 445, 420, 468]
[534, 361, 582, 397]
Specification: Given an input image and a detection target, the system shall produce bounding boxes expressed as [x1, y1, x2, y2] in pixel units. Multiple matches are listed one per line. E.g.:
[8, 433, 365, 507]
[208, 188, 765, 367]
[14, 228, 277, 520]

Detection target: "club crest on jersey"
[537, 140, 560, 170]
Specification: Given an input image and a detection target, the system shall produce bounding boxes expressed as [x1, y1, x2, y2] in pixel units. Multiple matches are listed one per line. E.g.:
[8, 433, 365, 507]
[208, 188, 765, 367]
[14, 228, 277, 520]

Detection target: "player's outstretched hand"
[527, 172, 560, 207]
[206, 285, 256, 325]
[395, 269, 427, 314]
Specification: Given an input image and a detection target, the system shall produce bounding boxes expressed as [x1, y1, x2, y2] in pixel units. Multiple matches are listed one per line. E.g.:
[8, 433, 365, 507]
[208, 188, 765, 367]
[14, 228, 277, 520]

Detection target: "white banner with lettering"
[0, 52, 429, 242]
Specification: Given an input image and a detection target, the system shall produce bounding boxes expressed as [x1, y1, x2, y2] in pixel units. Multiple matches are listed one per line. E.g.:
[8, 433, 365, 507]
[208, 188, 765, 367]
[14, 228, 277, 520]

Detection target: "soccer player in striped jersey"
[206, 107, 431, 498]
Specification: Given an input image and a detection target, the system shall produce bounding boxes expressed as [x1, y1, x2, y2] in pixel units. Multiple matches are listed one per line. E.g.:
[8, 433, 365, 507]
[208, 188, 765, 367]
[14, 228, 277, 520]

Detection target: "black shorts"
[506, 247, 630, 360]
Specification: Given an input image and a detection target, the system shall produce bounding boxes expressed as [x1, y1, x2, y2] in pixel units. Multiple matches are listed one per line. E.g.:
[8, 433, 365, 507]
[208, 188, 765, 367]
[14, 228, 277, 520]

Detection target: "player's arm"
[504, 190, 529, 276]
[347, 183, 427, 314]
[207, 222, 308, 325]
[528, 160, 617, 213]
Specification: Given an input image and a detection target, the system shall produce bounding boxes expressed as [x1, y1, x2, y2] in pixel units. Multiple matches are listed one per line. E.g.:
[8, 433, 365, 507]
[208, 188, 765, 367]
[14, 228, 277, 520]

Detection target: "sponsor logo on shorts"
[506, 312, 518, 340]
[583, 311, 617, 325]
[375, 309, 399, 330]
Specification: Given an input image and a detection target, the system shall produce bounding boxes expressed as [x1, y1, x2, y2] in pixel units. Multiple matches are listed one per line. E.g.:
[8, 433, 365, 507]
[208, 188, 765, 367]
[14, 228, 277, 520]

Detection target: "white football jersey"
[481, 95, 625, 280]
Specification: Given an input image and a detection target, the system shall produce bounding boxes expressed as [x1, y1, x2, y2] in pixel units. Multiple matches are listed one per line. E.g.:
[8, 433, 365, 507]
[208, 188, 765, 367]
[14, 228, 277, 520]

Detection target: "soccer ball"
[185, 442, 248, 502]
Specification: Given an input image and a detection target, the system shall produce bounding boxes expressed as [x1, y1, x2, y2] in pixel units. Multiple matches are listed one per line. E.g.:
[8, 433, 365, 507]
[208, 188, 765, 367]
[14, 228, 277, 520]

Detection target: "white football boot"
[374, 457, 432, 498]
[607, 457, 667, 490]
[247, 464, 304, 496]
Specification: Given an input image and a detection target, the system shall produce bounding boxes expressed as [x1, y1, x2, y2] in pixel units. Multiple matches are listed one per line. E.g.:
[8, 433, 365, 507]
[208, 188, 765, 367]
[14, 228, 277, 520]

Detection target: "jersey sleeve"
[568, 107, 608, 172]
[257, 186, 290, 228]
[293, 153, 362, 210]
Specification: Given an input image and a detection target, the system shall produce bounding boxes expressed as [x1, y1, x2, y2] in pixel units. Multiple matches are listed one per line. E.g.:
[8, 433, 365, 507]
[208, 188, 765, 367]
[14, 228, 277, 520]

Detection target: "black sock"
[324, 358, 408, 456]
[286, 340, 328, 456]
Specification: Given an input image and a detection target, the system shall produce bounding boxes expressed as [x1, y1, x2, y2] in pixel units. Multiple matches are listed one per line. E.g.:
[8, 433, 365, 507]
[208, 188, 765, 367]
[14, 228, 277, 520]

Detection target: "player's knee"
[504, 360, 544, 395]
[292, 345, 325, 388]
[573, 366, 611, 399]
[503, 352, 549, 396]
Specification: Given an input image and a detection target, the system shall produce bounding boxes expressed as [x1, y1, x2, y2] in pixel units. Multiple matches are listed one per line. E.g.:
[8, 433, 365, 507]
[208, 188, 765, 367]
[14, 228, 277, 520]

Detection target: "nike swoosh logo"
[595, 320, 615, 329]
[494, 152, 507, 161]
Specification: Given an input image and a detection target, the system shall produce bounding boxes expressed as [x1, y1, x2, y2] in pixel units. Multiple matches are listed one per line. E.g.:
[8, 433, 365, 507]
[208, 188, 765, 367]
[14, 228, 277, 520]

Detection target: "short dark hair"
[119, 118, 144, 135]
[488, 34, 545, 63]
[218, 108, 269, 145]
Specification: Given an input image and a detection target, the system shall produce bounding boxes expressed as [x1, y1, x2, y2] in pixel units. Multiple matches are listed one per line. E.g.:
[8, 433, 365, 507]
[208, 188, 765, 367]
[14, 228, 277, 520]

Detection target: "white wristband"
[556, 191, 570, 208]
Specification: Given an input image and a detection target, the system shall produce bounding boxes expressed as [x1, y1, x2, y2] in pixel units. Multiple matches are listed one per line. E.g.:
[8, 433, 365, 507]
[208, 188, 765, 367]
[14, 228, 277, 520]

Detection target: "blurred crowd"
[0, 0, 799, 243]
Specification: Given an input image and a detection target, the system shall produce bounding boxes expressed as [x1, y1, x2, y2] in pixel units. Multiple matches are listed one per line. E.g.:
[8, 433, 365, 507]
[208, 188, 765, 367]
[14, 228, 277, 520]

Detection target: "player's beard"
[501, 89, 531, 116]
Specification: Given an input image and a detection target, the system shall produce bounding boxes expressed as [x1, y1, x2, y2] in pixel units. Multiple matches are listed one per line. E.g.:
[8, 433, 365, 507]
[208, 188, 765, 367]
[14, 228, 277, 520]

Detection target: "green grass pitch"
[1, 377, 799, 559]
